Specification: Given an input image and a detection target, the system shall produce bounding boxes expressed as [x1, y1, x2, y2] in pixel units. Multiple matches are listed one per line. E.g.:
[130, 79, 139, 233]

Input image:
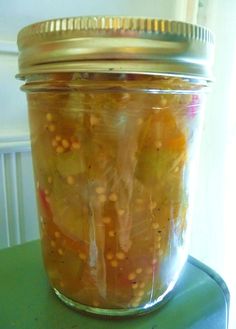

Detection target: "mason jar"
[16, 16, 214, 317]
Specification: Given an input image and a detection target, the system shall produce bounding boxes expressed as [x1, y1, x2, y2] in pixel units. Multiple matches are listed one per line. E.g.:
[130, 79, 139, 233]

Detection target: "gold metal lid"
[17, 16, 214, 80]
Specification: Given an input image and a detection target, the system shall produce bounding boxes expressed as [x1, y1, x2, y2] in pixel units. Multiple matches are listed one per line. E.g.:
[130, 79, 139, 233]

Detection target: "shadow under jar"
[16, 16, 214, 317]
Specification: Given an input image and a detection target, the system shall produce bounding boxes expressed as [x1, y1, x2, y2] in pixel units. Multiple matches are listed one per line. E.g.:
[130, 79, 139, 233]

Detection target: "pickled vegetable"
[27, 73, 202, 310]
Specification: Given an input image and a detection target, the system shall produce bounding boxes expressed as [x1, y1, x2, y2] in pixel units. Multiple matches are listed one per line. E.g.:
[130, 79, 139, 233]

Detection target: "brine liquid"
[27, 74, 201, 310]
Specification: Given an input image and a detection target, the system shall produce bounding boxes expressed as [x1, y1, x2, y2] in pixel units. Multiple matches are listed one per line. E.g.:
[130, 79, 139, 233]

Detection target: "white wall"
[192, 1, 236, 328]
[0, 0, 195, 42]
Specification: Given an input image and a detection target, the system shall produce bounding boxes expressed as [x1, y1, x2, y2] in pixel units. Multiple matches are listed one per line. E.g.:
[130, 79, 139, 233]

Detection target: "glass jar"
[17, 16, 214, 317]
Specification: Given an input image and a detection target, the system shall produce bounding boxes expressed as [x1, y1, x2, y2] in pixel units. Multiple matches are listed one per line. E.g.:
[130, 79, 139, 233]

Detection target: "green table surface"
[0, 240, 229, 329]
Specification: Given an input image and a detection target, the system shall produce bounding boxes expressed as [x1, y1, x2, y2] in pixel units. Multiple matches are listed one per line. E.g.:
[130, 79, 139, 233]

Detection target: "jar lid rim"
[17, 16, 214, 80]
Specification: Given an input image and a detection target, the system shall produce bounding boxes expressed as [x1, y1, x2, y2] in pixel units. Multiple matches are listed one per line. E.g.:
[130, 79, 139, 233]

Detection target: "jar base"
[53, 286, 175, 318]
